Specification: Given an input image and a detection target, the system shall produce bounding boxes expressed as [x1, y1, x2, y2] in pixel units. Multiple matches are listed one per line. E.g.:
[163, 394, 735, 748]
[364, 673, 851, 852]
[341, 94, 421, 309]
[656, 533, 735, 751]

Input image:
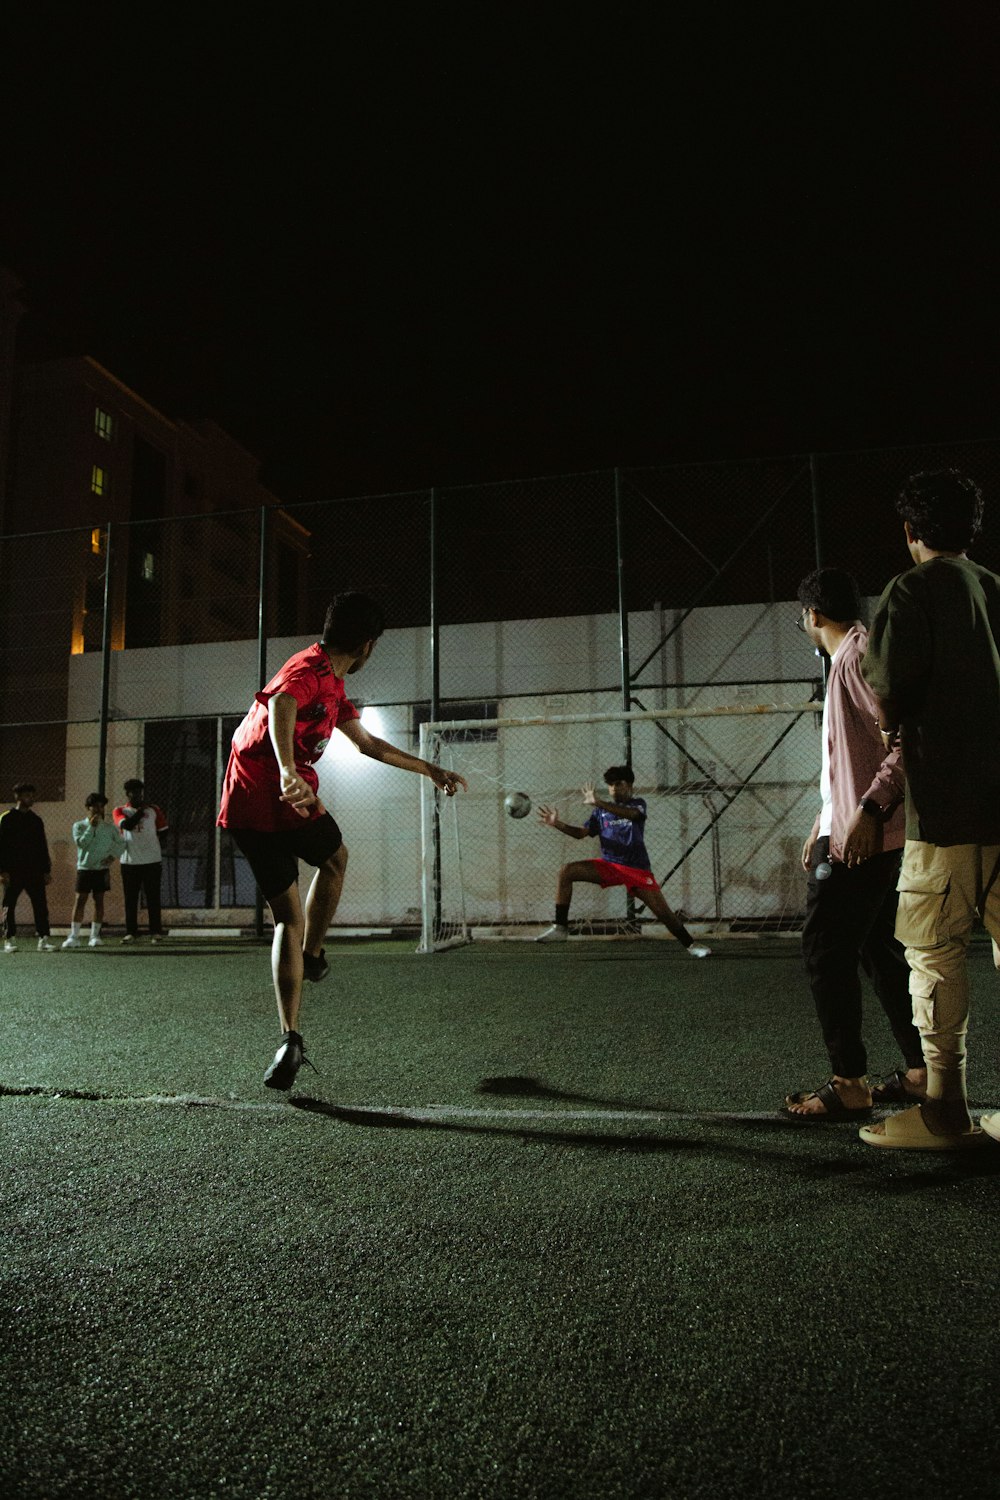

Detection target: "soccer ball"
[504, 791, 532, 819]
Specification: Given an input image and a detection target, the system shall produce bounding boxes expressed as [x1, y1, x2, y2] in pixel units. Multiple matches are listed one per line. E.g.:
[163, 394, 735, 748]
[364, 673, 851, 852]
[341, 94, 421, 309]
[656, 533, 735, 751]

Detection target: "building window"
[91, 527, 104, 555]
[142, 552, 156, 582]
[95, 408, 114, 441]
[91, 465, 107, 496]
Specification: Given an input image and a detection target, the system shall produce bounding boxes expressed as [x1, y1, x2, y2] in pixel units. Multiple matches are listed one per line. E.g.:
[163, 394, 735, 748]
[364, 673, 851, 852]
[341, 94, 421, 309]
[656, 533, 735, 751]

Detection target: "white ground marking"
[0, 1087, 823, 1123]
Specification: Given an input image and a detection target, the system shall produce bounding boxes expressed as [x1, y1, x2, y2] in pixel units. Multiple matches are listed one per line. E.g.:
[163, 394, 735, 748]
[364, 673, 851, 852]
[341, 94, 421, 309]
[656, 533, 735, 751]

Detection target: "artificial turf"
[2, 937, 999, 1498]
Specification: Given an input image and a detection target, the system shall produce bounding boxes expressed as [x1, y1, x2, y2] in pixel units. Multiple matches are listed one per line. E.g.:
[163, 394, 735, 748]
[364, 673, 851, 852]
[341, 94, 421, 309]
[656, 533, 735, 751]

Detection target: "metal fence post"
[254, 505, 269, 939]
[615, 468, 632, 765]
[429, 488, 442, 938]
[97, 521, 114, 796]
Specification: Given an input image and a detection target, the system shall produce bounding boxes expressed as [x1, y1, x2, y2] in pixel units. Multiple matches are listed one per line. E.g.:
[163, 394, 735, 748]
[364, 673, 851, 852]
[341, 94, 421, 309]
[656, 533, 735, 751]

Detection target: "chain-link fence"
[2, 441, 999, 934]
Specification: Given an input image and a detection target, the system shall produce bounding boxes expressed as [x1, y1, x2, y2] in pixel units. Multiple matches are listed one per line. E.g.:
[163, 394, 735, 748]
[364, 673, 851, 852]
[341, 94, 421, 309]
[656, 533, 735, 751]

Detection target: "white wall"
[58, 600, 833, 929]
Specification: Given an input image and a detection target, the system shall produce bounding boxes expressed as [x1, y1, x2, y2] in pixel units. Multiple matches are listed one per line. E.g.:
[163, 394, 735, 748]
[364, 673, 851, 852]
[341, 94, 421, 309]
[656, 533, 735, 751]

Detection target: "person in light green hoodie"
[62, 793, 127, 949]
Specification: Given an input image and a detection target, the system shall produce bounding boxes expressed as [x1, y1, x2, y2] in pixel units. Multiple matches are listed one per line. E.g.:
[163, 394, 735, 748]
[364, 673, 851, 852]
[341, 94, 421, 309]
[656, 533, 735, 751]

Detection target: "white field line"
[1, 1087, 824, 1123]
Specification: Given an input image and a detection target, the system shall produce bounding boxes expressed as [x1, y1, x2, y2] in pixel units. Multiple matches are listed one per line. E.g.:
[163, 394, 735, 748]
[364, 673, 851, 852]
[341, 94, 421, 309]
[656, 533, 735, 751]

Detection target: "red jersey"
[217, 643, 359, 832]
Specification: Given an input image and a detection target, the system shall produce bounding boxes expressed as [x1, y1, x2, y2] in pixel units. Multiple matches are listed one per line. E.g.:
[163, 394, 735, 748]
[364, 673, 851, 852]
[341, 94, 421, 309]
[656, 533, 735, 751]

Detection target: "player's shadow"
[287, 1095, 705, 1155]
[473, 1074, 1000, 1181]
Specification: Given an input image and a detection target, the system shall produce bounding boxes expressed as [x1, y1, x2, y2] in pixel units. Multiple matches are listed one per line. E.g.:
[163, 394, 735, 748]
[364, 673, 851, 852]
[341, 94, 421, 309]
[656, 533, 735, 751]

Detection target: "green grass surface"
[3, 937, 1000, 1499]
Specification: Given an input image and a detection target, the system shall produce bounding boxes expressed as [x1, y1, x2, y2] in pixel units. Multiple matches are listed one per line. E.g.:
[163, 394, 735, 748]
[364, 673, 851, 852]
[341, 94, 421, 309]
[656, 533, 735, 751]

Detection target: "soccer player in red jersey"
[218, 592, 467, 1090]
[535, 765, 711, 956]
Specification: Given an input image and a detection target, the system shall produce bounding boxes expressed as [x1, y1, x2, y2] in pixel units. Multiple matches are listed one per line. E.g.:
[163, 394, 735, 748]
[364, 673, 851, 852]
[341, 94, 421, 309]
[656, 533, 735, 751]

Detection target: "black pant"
[801, 838, 923, 1078]
[121, 862, 164, 937]
[1, 873, 50, 939]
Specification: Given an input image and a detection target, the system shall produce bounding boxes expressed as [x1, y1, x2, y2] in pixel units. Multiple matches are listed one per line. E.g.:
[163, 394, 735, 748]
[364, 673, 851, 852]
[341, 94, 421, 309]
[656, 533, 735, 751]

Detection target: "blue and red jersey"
[218, 643, 359, 832]
[584, 798, 651, 870]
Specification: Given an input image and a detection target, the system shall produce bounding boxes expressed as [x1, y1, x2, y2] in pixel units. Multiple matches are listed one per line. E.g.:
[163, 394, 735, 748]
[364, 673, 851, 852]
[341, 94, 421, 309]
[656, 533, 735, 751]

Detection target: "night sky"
[3, 6, 1000, 505]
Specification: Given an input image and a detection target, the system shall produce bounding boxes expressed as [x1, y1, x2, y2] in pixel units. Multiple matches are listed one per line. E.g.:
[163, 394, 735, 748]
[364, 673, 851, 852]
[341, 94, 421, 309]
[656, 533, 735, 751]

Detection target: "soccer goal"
[418, 700, 823, 951]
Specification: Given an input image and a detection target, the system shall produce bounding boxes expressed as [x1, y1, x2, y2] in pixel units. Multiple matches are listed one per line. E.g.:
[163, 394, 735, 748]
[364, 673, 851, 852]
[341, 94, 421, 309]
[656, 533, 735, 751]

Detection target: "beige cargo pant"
[895, 839, 1000, 1107]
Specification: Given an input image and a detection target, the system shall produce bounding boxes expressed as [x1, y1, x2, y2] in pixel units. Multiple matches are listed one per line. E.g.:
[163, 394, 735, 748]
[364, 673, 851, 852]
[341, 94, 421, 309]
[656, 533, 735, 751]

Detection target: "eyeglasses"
[794, 609, 809, 633]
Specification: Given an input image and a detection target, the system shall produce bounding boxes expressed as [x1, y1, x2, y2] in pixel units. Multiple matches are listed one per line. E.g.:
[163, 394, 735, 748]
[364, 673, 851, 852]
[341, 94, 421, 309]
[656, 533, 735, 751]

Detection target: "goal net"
[418, 700, 823, 951]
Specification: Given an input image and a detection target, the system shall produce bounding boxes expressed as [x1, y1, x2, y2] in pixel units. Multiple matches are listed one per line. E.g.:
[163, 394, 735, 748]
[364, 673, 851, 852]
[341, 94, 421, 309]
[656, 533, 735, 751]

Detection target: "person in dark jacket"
[0, 781, 55, 952]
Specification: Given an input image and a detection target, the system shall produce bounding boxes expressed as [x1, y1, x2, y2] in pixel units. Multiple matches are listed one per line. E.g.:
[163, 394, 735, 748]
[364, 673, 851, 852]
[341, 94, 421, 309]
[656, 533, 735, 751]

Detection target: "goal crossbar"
[419, 701, 821, 737]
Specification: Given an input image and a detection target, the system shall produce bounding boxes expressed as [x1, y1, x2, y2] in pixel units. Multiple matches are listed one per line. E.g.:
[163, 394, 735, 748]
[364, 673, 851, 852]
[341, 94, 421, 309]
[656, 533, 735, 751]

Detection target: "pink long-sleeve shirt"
[810, 624, 905, 863]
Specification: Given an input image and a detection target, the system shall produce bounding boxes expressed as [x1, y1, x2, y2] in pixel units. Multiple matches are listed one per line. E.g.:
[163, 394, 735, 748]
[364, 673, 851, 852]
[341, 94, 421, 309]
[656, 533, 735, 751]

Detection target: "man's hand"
[537, 804, 560, 828]
[278, 767, 318, 819]
[428, 766, 468, 797]
[582, 782, 598, 806]
[801, 831, 818, 873]
[89, 809, 104, 826]
[842, 806, 884, 867]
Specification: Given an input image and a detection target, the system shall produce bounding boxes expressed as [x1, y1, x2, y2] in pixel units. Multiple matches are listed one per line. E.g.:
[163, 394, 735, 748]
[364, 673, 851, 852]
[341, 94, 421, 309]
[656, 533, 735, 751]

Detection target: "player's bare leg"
[267, 882, 306, 1034]
[643, 887, 712, 957]
[303, 844, 347, 961]
[537, 861, 603, 941]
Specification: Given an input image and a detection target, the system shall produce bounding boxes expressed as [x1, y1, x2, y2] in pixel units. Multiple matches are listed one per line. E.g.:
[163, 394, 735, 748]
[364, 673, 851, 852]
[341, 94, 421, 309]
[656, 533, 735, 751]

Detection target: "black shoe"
[264, 1030, 313, 1091]
[302, 948, 329, 983]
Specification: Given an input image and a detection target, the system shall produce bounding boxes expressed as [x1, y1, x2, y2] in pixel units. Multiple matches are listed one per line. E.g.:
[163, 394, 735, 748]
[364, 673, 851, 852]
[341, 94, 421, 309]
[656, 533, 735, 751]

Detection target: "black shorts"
[229, 813, 344, 901]
[75, 869, 111, 895]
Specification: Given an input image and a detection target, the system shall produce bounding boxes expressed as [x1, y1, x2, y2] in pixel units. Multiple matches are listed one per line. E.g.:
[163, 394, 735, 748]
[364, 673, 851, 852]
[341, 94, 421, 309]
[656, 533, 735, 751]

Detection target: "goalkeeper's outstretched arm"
[537, 805, 589, 839]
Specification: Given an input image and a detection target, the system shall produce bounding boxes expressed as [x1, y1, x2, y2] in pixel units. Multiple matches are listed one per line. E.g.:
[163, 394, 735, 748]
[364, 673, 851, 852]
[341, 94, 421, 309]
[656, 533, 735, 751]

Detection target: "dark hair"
[123, 778, 145, 794]
[85, 792, 108, 808]
[896, 469, 983, 552]
[321, 592, 386, 650]
[13, 782, 36, 796]
[797, 567, 862, 625]
[603, 765, 635, 785]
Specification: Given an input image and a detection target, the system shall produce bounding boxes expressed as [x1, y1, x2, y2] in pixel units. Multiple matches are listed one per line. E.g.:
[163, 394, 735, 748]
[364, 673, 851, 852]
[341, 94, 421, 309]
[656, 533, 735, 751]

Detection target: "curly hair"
[896, 470, 983, 552]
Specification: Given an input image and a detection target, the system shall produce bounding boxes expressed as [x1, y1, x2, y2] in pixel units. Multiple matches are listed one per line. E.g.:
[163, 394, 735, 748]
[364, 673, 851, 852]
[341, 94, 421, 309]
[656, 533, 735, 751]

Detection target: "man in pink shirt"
[784, 568, 926, 1120]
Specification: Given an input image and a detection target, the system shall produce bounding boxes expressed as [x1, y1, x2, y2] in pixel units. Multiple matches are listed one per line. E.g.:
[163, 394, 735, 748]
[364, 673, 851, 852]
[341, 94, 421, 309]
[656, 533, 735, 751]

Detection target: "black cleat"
[263, 1030, 315, 1091]
[302, 948, 329, 983]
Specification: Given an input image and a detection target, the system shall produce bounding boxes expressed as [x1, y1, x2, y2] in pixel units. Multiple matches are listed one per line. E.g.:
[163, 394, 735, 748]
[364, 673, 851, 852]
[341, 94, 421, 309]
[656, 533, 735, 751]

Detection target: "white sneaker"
[150, 935, 165, 944]
[3, 939, 16, 953]
[88, 935, 103, 948]
[687, 943, 712, 959]
[980, 1112, 1000, 1145]
[121, 934, 137, 944]
[535, 923, 569, 943]
[62, 934, 81, 949]
[38, 938, 56, 952]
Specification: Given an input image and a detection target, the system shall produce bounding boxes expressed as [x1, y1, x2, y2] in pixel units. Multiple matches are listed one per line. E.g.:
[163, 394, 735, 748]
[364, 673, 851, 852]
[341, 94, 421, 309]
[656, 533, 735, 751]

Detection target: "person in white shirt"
[112, 778, 169, 943]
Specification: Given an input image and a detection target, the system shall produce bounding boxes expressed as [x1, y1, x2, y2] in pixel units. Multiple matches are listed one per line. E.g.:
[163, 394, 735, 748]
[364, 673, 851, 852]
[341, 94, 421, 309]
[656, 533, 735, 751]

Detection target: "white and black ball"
[504, 791, 532, 819]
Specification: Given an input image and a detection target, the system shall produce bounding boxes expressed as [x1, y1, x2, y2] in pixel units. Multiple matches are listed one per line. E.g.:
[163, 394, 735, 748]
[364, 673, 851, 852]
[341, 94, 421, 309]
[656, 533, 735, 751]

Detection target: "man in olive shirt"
[861, 469, 1000, 1149]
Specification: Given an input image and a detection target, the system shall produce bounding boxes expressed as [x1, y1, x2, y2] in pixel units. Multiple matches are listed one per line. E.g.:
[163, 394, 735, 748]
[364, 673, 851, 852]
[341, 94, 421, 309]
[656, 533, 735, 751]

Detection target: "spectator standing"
[861, 470, 1000, 1149]
[63, 792, 127, 948]
[0, 781, 55, 952]
[113, 778, 169, 943]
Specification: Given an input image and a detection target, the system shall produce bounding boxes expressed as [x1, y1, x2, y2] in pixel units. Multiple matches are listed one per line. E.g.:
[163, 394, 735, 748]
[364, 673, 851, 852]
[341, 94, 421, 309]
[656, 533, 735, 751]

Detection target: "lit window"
[91, 465, 106, 496]
[95, 408, 114, 441]
[142, 552, 155, 581]
[91, 527, 104, 555]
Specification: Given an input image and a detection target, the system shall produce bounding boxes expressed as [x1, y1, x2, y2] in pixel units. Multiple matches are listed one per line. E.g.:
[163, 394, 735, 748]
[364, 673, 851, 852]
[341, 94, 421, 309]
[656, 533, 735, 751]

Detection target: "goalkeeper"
[535, 765, 711, 955]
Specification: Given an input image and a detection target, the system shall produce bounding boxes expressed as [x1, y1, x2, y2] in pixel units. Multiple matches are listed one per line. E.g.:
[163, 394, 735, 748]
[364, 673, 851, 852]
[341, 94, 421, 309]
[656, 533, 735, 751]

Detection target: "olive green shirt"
[862, 556, 1000, 845]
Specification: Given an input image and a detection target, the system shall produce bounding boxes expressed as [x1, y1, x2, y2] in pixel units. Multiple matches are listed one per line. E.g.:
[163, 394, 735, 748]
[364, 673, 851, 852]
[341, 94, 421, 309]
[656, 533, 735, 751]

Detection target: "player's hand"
[429, 766, 467, 797]
[89, 810, 103, 825]
[801, 832, 818, 873]
[278, 767, 318, 819]
[537, 804, 560, 828]
[842, 805, 883, 867]
[582, 782, 597, 805]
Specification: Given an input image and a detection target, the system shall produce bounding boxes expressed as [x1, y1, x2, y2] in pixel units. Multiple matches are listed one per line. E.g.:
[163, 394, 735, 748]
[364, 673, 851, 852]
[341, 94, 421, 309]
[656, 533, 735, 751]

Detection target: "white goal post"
[418, 700, 823, 952]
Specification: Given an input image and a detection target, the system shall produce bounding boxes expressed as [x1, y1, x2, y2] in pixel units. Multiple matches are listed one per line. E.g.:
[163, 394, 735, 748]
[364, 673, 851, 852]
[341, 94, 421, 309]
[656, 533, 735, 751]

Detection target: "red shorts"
[589, 859, 659, 893]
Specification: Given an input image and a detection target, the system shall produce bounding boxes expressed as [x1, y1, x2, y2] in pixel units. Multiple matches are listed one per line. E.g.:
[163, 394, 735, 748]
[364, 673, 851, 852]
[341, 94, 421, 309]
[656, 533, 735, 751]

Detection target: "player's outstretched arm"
[537, 805, 588, 839]
[338, 719, 467, 796]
